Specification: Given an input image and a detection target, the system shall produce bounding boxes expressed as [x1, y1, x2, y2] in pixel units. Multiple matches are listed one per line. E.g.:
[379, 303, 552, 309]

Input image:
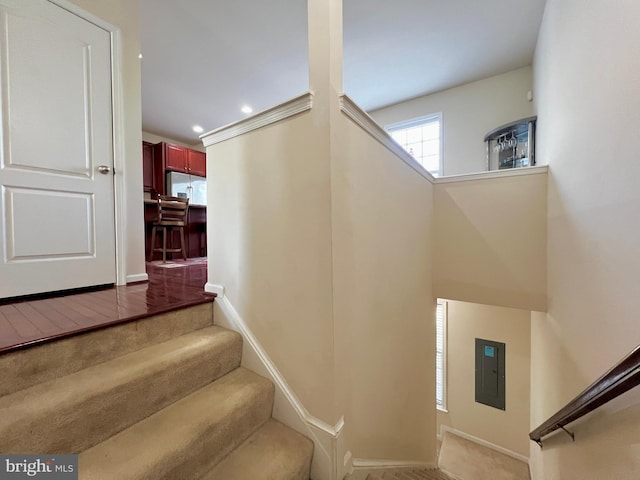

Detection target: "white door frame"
[48, 0, 127, 286]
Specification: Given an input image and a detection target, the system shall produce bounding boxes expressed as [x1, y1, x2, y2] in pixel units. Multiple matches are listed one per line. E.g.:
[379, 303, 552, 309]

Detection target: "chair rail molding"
[339, 94, 435, 183]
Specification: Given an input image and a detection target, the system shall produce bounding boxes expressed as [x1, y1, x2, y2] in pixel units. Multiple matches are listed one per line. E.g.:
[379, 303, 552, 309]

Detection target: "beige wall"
[433, 172, 547, 312]
[370, 67, 534, 176]
[69, 0, 145, 282]
[333, 113, 435, 462]
[206, 111, 337, 423]
[530, 0, 640, 478]
[438, 300, 531, 458]
[206, 104, 437, 466]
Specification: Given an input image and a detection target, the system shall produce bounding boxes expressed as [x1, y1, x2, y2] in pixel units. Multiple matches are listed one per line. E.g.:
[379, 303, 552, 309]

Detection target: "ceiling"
[139, 0, 547, 146]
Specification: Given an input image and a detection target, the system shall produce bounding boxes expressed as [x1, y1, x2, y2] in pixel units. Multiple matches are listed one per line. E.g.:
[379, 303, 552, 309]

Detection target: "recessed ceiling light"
[192, 125, 204, 134]
[138, 53, 143, 59]
[241, 105, 253, 115]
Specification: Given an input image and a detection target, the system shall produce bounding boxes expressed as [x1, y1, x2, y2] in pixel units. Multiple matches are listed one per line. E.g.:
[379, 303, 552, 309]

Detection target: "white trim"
[109, 26, 127, 287]
[436, 299, 448, 411]
[351, 458, 436, 470]
[201, 92, 313, 147]
[439, 425, 529, 463]
[47, 0, 127, 286]
[126, 273, 148, 284]
[215, 294, 343, 436]
[434, 165, 548, 184]
[48, 0, 117, 30]
[213, 293, 344, 480]
[339, 93, 548, 186]
[204, 282, 224, 296]
[339, 94, 436, 183]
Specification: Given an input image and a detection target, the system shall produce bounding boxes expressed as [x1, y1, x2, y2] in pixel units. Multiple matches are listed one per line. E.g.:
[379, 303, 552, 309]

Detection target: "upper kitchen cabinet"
[153, 142, 206, 177]
[165, 143, 188, 172]
[188, 150, 206, 176]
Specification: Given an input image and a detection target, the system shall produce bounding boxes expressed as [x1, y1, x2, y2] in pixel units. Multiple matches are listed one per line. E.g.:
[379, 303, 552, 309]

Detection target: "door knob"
[98, 165, 112, 175]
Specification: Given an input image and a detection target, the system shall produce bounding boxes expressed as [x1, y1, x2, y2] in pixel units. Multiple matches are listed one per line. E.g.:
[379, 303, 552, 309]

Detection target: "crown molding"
[201, 92, 313, 147]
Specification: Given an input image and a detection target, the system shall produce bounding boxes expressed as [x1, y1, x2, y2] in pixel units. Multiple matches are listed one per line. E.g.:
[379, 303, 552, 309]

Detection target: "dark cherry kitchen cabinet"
[153, 142, 206, 178]
[186, 206, 207, 258]
[188, 149, 206, 176]
[142, 141, 155, 192]
[165, 143, 188, 172]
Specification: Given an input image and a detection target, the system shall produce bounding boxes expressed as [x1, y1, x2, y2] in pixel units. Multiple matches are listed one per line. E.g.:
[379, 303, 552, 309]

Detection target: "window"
[387, 114, 443, 177]
[436, 299, 447, 411]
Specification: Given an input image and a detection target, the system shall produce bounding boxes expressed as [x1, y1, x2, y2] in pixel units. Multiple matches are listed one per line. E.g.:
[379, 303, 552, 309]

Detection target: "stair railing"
[529, 344, 640, 447]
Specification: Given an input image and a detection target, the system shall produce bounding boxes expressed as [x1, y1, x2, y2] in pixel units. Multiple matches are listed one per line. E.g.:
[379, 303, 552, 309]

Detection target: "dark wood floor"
[0, 258, 212, 353]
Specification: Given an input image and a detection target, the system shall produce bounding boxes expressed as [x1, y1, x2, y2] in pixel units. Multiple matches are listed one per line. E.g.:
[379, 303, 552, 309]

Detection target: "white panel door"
[0, 0, 116, 298]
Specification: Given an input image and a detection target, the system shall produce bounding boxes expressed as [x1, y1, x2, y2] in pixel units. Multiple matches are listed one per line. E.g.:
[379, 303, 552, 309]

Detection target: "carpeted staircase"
[0, 303, 313, 479]
[344, 468, 457, 480]
[355, 468, 456, 480]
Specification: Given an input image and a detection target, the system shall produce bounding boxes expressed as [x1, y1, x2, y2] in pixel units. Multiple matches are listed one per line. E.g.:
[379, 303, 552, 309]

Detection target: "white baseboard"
[212, 292, 344, 480]
[126, 273, 148, 283]
[439, 425, 529, 463]
[352, 458, 436, 470]
[204, 282, 224, 296]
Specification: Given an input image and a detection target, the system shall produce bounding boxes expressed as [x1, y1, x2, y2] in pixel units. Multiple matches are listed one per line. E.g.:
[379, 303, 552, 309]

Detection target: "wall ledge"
[200, 92, 313, 147]
[434, 165, 548, 184]
[339, 94, 436, 183]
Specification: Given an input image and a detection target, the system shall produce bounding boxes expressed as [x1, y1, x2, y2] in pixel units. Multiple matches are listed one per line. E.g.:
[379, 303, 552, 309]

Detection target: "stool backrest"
[156, 195, 189, 225]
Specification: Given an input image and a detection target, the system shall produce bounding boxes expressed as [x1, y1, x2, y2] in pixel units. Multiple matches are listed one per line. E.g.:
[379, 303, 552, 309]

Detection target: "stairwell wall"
[332, 109, 436, 463]
[530, 0, 640, 478]
[433, 172, 547, 312]
[205, 110, 337, 424]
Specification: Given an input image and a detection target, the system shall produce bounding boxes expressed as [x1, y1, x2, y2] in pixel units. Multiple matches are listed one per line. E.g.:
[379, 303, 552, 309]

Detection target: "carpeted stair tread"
[0, 325, 241, 454]
[0, 303, 214, 398]
[79, 367, 274, 479]
[365, 469, 456, 480]
[201, 418, 313, 480]
[438, 431, 529, 480]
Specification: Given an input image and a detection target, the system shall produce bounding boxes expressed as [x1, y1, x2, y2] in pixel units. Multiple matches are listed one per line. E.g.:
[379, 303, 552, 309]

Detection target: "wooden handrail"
[530, 344, 640, 446]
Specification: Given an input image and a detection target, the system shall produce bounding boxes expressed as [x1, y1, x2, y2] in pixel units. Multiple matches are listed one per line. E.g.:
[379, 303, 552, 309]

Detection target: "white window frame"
[386, 113, 444, 177]
[436, 298, 448, 412]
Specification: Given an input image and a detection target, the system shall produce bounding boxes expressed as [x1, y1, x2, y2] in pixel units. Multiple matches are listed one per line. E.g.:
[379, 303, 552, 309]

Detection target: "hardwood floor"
[0, 259, 212, 353]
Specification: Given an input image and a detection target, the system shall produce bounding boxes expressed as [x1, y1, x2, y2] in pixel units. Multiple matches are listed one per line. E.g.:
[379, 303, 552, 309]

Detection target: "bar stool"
[148, 195, 189, 263]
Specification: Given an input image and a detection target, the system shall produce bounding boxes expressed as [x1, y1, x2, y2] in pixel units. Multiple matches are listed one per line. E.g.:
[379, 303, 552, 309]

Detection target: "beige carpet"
[438, 432, 530, 480]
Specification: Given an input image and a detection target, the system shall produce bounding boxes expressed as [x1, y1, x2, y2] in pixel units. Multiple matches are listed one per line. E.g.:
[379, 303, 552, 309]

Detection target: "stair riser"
[0, 303, 213, 397]
[0, 329, 241, 454]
